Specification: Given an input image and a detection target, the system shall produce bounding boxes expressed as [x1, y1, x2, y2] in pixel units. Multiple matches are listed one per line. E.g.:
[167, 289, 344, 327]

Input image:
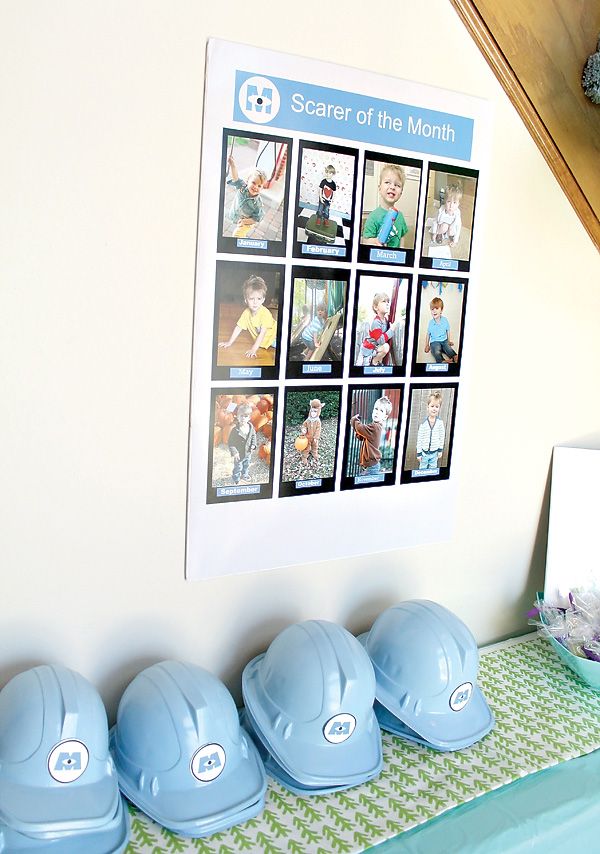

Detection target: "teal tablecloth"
[367, 748, 600, 853]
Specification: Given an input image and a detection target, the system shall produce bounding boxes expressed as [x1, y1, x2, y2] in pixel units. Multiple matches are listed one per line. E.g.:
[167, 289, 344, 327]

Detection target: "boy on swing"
[226, 154, 267, 238]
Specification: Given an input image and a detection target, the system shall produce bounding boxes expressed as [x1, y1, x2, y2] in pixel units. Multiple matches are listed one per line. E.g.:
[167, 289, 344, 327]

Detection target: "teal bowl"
[537, 593, 600, 691]
[547, 633, 600, 691]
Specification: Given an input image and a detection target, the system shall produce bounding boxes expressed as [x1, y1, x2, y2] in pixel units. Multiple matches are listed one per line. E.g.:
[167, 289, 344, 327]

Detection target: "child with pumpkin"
[299, 398, 323, 466]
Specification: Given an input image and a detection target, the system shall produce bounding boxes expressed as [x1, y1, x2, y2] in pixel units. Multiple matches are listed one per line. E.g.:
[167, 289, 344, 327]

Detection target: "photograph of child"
[213, 260, 283, 381]
[299, 303, 327, 358]
[358, 153, 422, 267]
[412, 277, 467, 377]
[207, 388, 277, 504]
[316, 164, 337, 227]
[286, 267, 349, 379]
[420, 163, 479, 272]
[292, 140, 358, 261]
[401, 384, 458, 483]
[217, 129, 292, 256]
[341, 386, 402, 490]
[279, 387, 342, 497]
[350, 273, 410, 377]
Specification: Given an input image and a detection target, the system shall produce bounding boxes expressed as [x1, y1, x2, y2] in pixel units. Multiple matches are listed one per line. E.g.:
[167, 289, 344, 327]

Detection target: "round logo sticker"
[191, 743, 226, 782]
[323, 714, 356, 744]
[449, 682, 473, 712]
[238, 75, 281, 124]
[48, 740, 89, 783]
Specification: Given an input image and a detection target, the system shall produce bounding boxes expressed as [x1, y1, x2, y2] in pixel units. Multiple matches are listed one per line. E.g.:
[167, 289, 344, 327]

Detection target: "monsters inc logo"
[55, 751, 82, 771]
[237, 75, 281, 124]
[323, 713, 356, 744]
[449, 681, 473, 712]
[191, 742, 226, 782]
[48, 739, 89, 783]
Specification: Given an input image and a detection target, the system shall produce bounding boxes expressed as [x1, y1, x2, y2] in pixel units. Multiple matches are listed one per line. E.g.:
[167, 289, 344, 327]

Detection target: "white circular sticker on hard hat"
[323, 714, 356, 744]
[191, 743, 226, 782]
[48, 740, 89, 783]
[449, 682, 473, 712]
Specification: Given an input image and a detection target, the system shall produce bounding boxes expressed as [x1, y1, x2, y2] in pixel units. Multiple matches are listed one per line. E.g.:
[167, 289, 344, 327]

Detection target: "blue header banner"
[233, 71, 473, 161]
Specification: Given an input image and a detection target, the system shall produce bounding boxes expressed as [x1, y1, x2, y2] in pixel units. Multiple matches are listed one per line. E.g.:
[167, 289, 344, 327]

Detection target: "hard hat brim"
[121, 793, 266, 840]
[0, 774, 120, 836]
[378, 683, 494, 750]
[0, 794, 130, 853]
[374, 698, 494, 751]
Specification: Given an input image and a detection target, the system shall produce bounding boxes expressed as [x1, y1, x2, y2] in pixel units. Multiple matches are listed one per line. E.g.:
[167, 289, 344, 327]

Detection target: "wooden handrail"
[450, 0, 600, 252]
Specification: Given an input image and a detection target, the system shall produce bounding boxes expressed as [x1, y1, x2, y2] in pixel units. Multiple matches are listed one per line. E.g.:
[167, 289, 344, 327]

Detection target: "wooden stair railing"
[450, 0, 600, 252]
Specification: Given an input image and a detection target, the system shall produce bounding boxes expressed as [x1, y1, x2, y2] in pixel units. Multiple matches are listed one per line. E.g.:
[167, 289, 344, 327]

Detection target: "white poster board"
[544, 446, 600, 607]
[186, 39, 491, 580]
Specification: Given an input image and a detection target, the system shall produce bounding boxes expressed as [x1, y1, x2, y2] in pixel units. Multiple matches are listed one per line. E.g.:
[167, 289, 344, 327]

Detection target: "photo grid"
[206, 127, 478, 501]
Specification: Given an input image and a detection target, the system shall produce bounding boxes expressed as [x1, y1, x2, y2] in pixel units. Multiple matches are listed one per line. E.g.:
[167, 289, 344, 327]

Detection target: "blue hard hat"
[359, 600, 494, 750]
[0, 665, 121, 835]
[109, 660, 266, 837]
[242, 620, 382, 788]
[0, 796, 129, 853]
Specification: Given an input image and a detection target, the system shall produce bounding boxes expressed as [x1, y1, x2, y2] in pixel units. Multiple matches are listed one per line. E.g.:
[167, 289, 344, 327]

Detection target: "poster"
[186, 40, 491, 579]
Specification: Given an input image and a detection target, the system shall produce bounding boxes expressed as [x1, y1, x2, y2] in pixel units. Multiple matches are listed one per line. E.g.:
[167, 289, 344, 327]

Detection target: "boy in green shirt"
[362, 164, 408, 248]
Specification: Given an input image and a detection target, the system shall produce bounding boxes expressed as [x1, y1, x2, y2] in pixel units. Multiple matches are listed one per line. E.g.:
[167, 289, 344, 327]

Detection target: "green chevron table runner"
[125, 634, 600, 854]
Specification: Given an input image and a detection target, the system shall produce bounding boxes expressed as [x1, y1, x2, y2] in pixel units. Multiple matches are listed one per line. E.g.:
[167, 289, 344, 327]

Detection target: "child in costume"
[424, 297, 458, 363]
[228, 403, 257, 484]
[359, 292, 397, 367]
[429, 184, 462, 246]
[350, 396, 393, 475]
[361, 164, 409, 248]
[226, 154, 267, 238]
[299, 399, 324, 465]
[301, 302, 328, 358]
[218, 275, 277, 359]
[416, 390, 445, 470]
[316, 165, 336, 227]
